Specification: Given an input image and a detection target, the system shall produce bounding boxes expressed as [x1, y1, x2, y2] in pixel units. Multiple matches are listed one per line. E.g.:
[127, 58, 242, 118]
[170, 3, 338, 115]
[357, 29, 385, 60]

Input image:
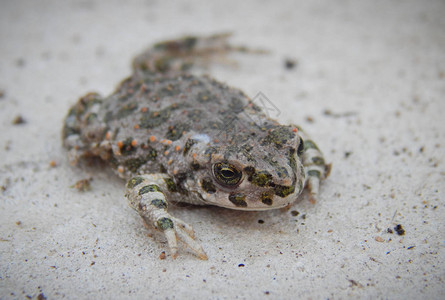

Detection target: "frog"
[62, 33, 331, 260]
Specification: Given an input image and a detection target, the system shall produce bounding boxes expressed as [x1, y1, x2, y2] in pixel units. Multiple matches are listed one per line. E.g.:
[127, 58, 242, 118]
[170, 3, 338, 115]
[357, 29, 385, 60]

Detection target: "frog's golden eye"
[213, 162, 242, 187]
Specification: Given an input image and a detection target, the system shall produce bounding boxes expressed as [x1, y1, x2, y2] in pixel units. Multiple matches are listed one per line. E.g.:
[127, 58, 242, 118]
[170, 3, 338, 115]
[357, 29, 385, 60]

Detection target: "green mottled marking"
[127, 177, 144, 189]
[311, 156, 325, 166]
[164, 178, 179, 193]
[166, 122, 190, 141]
[123, 148, 157, 172]
[243, 166, 256, 176]
[250, 170, 274, 187]
[183, 139, 197, 156]
[262, 126, 295, 149]
[274, 184, 296, 198]
[261, 192, 274, 206]
[157, 217, 174, 231]
[151, 199, 167, 209]
[228, 193, 247, 207]
[124, 157, 147, 173]
[201, 178, 216, 194]
[164, 177, 188, 195]
[139, 184, 161, 195]
[304, 140, 319, 151]
[308, 170, 321, 178]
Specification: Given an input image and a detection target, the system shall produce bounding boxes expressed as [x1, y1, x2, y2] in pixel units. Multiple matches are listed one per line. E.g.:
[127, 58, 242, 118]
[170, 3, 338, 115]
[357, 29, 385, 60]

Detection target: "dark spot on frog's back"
[274, 184, 296, 198]
[249, 170, 274, 187]
[166, 122, 190, 141]
[261, 191, 274, 206]
[201, 178, 216, 194]
[243, 166, 256, 176]
[228, 193, 247, 207]
[183, 138, 197, 155]
[127, 177, 144, 189]
[123, 147, 157, 172]
[262, 126, 295, 149]
[139, 184, 161, 195]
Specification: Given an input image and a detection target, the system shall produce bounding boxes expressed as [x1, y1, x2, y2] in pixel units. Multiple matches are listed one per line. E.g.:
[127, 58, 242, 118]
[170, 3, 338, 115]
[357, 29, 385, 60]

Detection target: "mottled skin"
[63, 34, 330, 259]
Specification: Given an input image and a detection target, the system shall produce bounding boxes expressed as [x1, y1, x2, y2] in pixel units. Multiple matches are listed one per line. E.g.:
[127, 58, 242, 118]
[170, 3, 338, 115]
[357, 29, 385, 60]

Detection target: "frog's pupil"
[221, 169, 235, 178]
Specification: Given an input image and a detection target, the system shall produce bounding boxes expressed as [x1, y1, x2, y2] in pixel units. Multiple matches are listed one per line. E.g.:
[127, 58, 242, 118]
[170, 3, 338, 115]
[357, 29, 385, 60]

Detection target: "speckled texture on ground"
[0, 0, 444, 299]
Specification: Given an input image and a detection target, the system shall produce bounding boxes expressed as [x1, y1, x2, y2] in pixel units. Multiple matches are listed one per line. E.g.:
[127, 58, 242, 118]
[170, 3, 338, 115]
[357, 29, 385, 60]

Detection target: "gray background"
[1, 0, 444, 299]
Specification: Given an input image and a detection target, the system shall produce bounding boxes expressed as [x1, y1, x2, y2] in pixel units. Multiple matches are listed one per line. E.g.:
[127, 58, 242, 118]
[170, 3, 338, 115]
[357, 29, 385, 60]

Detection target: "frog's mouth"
[199, 187, 300, 211]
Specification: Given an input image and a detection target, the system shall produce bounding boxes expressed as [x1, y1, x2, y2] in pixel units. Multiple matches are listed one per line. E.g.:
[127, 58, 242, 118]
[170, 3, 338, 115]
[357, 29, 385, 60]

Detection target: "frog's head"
[187, 125, 306, 210]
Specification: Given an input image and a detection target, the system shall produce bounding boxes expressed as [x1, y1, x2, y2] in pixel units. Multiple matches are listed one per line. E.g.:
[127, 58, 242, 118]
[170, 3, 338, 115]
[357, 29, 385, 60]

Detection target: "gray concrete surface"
[1, 0, 444, 299]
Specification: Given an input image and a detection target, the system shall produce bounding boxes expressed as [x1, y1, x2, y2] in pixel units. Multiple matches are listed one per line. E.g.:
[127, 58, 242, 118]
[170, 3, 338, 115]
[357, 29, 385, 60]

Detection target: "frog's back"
[62, 70, 275, 180]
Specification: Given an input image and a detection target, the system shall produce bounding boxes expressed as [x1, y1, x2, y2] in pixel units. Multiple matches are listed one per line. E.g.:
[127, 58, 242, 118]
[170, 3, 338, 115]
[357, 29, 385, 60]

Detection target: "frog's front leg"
[125, 174, 208, 260]
[299, 132, 332, 202]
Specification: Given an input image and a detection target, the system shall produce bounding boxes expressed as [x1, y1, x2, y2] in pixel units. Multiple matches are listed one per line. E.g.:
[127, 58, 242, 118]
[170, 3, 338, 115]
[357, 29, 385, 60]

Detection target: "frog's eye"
[213, 162, 243, 187]
[297, 138, 305, 156]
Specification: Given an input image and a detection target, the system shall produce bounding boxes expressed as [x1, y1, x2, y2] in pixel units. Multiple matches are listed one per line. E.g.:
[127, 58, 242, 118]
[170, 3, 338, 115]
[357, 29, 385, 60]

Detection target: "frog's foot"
[155, 216, 207, 260]
[126, 174, 208, 260]
[132, 33, 267, 74]
[298, 131, 331, 203]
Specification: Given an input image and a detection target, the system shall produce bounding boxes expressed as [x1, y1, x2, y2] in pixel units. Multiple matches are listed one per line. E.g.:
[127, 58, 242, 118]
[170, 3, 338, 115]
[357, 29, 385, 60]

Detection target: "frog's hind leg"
[125, 174, 208, 260]
[132, 33, 266, 74]
[298, 131, 331, 203]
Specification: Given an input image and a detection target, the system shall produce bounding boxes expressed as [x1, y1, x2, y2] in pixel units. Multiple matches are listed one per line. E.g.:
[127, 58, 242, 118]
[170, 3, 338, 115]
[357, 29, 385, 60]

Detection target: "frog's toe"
[171, 216, 195, 238]
[158, 216, 207, 260]
[163, 228, 179, 259]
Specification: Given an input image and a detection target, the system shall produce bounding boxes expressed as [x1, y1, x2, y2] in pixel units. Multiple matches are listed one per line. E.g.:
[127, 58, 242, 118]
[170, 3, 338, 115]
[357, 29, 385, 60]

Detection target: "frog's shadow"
[73, 157, 311, 238]
[169, 195, 311, 235]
